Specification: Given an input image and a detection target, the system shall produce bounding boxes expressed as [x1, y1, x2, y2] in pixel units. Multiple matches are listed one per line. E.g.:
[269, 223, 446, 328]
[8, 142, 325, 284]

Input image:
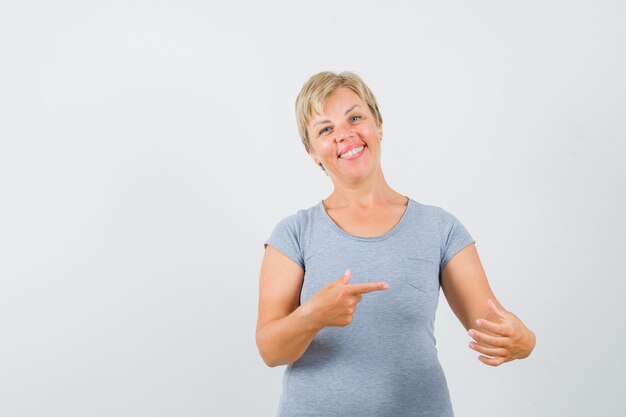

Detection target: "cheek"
[314, 138, 331, 151]
[358, 124, 377, 141]
[310, 142, 332, 160]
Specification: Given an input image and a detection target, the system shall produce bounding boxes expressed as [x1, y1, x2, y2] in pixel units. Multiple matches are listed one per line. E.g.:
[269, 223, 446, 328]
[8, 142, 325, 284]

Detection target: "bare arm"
[441, 243, 536, 366]
[256, 245, 389, 367]
[255, 245, 319, 367]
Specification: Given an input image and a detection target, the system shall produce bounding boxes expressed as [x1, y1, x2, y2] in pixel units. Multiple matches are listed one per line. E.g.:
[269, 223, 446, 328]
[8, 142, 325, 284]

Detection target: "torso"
[275, 197, 456, 416]
[323, 195, 409, 238]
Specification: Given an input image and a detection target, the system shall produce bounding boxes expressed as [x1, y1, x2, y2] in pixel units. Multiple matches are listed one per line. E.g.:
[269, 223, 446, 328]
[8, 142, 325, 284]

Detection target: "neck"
[325, 165, 404, 210]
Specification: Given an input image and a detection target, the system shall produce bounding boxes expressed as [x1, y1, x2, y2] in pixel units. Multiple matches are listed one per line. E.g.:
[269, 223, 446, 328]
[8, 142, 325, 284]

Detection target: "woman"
[256, 71, 536, 417]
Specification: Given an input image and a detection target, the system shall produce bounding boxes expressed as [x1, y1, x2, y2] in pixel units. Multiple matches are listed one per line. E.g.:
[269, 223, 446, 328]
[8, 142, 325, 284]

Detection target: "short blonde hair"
[295, 71, 383, 162]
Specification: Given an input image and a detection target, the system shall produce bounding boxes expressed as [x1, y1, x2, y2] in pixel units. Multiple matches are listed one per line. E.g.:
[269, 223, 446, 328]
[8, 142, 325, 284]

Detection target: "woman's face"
[307, 87, 382, 181]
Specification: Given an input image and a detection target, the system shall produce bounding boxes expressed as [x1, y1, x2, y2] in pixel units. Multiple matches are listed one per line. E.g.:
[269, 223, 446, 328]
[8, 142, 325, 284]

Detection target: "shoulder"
[409, 198, 460, 218]
[265, 202, 320, 268]
[406, 197, 445, 224]
[271, 201, 319, 229]
[267, 201, 321, 244]
[406, 198, 468, 238]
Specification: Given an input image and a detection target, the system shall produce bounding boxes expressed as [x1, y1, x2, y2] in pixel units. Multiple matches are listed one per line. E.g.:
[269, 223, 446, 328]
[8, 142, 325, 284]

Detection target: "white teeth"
[339, 145, 364, 159]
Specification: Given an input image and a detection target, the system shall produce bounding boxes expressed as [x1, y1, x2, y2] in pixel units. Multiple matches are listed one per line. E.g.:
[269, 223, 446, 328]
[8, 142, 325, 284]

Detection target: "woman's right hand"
[300, 269, 389, 329]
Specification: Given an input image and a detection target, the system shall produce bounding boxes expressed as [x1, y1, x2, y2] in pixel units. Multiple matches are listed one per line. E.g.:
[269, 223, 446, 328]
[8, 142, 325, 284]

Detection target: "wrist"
[295, 302, 324, 333]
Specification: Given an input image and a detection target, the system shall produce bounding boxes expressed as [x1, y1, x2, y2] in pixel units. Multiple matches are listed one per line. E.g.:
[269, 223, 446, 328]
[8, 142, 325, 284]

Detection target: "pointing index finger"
[347, 282, 389, 295]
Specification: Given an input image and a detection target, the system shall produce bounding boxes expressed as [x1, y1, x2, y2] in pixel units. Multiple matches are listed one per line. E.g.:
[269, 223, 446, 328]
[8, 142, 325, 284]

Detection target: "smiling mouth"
[339, 145, 365, 159]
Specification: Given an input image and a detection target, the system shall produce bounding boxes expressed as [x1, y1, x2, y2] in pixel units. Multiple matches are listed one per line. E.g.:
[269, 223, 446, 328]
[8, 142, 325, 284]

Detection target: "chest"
[300, 237, 441, 328]
[325, 206, 407, 238]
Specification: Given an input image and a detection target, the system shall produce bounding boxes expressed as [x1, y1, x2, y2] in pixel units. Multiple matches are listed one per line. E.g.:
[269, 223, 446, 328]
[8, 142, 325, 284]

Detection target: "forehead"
[310, 87, 364, 121]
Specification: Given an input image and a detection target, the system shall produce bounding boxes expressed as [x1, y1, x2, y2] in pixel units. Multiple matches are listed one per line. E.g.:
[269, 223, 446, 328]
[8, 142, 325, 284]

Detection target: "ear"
[377, 123, 383, 140]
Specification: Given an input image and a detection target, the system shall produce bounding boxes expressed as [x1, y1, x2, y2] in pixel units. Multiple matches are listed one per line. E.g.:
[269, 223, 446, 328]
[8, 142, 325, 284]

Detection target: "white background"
[1, 1, 625, 416]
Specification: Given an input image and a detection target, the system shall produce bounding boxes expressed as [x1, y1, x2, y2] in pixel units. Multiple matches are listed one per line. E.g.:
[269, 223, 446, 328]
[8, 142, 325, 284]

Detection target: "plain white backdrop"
[1, 1, 624, 416]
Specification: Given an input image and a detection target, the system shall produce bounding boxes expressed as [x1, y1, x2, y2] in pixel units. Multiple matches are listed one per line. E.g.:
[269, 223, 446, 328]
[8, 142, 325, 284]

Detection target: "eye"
[319, 126, 331, 135]
[350, 115, 362, 122]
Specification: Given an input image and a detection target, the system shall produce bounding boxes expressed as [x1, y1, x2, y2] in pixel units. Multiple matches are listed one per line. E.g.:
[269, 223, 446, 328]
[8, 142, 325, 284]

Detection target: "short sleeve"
[264, 215, 305, 269]
[438, 207, 475, 272]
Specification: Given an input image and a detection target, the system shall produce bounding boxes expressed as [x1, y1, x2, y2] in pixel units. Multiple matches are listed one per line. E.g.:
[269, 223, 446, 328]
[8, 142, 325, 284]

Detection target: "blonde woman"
[256, 71, 536, 417]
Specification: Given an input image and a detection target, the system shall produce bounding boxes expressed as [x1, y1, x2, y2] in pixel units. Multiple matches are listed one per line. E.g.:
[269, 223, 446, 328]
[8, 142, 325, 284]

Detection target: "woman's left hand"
[467, 299, 536, 367]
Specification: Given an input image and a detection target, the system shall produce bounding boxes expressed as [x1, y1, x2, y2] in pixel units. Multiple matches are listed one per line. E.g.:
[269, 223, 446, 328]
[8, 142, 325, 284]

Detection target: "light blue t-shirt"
[263, 197, 475, 417]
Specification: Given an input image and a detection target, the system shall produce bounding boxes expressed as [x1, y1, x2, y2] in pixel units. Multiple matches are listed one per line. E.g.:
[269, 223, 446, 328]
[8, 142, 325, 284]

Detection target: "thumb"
[336, 269, 352, 284]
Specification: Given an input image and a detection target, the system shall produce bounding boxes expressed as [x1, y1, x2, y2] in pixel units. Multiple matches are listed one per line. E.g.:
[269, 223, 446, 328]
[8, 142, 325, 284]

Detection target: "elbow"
[257, 348, 284, 368]
[256, 334, 284, 368]
[262, 356, 281, 368]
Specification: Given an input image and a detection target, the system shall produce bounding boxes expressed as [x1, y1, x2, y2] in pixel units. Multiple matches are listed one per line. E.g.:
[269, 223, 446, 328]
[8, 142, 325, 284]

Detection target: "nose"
[333, 123, 352, 142]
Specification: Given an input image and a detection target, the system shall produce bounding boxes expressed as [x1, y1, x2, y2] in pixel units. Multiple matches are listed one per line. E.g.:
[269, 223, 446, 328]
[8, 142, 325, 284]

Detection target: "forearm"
[256, 304, 323, 367]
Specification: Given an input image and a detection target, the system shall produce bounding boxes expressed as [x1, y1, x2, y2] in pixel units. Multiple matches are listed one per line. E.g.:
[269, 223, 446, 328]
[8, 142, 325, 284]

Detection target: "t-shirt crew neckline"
[318, 197, 413, 242]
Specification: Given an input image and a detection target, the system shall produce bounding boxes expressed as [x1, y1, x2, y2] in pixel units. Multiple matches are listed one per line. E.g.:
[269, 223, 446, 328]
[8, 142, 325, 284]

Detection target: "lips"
[338, 143, 366, 158]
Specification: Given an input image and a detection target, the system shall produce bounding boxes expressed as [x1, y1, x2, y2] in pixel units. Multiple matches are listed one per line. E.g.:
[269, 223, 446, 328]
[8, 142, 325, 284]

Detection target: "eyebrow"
[344, 104, 361, 115]
[312, 104, 362, 127]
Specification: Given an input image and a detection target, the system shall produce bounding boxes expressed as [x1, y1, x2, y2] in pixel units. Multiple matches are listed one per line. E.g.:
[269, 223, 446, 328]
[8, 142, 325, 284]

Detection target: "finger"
[487, 299, 508, 320]
[335, 269, 352, 285]
[468, 341, 508, 357]
[475, 318, 513, 337]
[468, 329, 507, 348]
[478, 355, 507, 367]
[347, 282, 389, 295]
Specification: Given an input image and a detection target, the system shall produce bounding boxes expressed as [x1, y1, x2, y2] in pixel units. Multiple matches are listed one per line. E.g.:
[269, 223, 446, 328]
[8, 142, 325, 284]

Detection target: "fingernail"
[475, 319, 481, 326]
[382, 283, 389, 289]
[345, 269, 351, 275]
